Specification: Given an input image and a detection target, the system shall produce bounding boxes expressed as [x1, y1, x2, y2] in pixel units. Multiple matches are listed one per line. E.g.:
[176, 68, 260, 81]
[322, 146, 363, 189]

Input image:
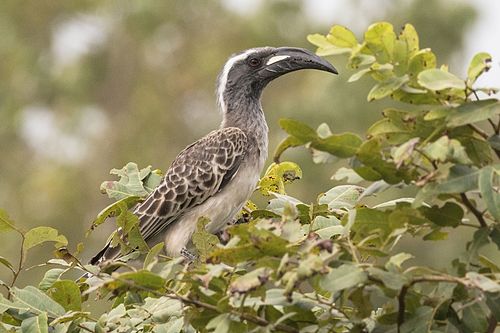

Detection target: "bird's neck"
[220, 97, 268, 135]
[220, 96, 269, 159]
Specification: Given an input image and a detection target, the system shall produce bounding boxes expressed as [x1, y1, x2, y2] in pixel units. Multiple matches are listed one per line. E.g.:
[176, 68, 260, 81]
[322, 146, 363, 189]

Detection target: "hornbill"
[91, 47, 337, 265]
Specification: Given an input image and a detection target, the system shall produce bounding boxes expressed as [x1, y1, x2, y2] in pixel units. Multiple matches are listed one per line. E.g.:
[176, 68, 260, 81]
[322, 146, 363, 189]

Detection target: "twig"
[9, 234, 26, 298]
[468, 124, 489, 139]
[397, 274, 474, 332]
[460, 193, 487, 228]
[487, 315, 498, 333]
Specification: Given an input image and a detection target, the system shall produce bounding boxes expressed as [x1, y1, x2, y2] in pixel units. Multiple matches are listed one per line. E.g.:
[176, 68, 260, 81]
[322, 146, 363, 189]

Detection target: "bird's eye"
[248, 57, 261, 67]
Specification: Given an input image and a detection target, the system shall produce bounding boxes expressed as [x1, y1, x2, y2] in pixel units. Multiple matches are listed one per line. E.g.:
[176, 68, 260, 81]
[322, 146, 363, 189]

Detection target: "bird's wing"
[91, 127, 248, 264]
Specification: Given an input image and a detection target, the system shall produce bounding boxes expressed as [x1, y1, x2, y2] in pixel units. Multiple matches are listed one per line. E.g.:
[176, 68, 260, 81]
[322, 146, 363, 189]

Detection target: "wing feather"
[91, 127, 248, 264]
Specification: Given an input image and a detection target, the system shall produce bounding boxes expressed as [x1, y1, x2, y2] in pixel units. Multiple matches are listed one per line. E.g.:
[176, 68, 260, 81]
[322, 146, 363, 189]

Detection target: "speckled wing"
[91, 127, 248, 264]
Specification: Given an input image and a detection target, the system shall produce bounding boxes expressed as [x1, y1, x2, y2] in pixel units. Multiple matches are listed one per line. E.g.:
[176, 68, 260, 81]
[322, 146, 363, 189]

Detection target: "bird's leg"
[180, 247, 197, 261]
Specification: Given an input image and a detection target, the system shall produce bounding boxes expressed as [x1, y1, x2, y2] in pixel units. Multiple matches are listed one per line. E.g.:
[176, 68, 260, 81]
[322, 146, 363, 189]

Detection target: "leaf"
[447, 99, 500, 127]
[229, 267, 272, 294]
[279, 118, 317, 143]
[100, 162, 154, 200]
[318, 185, 365, 211]
[417, 68, 465, 90]
[47, 280, 82, 311]
[467, 52, 492, 85]
[38, 268, 66, 291]
[386, 253, 414, 270]
[273, 135, 304, 163]
[400, 306, 433, 333]
[478, 165, 500, 222]
[422, 136, 472, 164]
[307, 34, 351, 56]
[312, 216, 343, 239]
[24, 227, 68, 254]
[259, 162, 302, 196]
[486, 292, 500, 321]
[89, 195, 141, 233]
[0, 208, 17, 234]
[364, 22, 396, 63]
[327, 25, 358, 48]
[488, 135, 500, 151]
[21, 312, 48, 333]
[392, 137, 420, 168]
[192, 217, 219, 262]
[0, 256, 14, 273]
[312, 132, 363, 158]
[414, 165, 479, 206]
[367, 75, 409, 101]
[398, 24, 419, 56]
[367, 267, 407, 290]
[144, 242, 165, 270]
[105, 270, 165, 291]
[466, 272, 500, 293]
[331, 167, 364, 184]
[422, 202, 463, 227]
[11, 286, 65, 317]
[462, 303, 488, 333]
[320, 264, 367, 294]
[408, 49, 437, 78]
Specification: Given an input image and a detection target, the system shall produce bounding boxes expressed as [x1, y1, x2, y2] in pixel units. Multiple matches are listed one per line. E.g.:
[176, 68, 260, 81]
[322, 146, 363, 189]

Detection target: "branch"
[460, 193, 487, 228]
[397, 274, 475, 332]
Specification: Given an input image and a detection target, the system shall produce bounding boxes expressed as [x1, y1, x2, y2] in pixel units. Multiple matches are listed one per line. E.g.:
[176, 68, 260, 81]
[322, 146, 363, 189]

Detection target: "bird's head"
[217, 46, 337, 113]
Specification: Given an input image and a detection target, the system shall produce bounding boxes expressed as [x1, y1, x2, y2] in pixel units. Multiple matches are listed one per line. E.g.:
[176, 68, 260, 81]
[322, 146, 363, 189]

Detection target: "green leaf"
[24, 227, 68, 254]
[422, 202, 463, 227]
[327, 25, 358, 48]
[320, 264, 367, 294]
[462, 303, 488, 333]
[486, 292, 500, 321]
[318, 185, 365, 211]
[331, 167, 364, 184]
[143, 242, 165, 270]
[279, 118, 317, 143]
[422, 136, 472, 164]
[273, 135, 303, 163]
[312, 216, 343, 239]
[0, 209, 17, 234]
[447, 99, 500, 127]
[89, 195, 141, 233]
[398, 24, 419, 56]
[364, 22, 396, 63]
[386, 253, 414, 270]
[38, 268, 66, 291]
[467, 52, 492, 85]
[466, 272, 500, 293]
[100, 162, 154, 200]
[21, 312, 48, 333]
[367, 75, 409, 101]
[229, 267, 272, 294]
[488, 135, 500, 151]
[142, 296, 182, 322]
[47, 280, 82, 311]
[313, 132, 363, 158]
[478, 165, 500, 222]
[400, 306, 433, 333]
[423, 229, 448, 241]
[417, 68, 465, 90]
[367, 267, 407, 290]
[307, 34, 351, 56]
[0, 255, 14, 273]
[192, 217, 219, 262]
[414, 166, 479, 206]
[105, 270, 165, 291]
[11, 286, 65, 317]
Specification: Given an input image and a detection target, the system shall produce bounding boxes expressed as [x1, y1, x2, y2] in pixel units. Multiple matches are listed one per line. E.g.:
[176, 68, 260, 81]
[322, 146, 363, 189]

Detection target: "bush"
[1, 22, 499, 333]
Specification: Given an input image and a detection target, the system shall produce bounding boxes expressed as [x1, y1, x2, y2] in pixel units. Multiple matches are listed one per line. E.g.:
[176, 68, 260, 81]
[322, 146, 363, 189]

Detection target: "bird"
[90, 46, 337, 266]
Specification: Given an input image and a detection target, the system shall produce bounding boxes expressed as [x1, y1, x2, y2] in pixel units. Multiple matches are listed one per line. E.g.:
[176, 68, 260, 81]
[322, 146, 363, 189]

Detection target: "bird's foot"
[180, 247, 197, 261]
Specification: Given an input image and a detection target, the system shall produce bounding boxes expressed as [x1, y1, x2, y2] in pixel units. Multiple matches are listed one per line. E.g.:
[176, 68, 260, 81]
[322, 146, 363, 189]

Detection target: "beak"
[259, 47, 338, 81]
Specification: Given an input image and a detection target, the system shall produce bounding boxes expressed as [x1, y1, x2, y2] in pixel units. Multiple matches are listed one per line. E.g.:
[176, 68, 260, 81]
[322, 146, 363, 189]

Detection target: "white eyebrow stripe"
[217, 49, 255, 114]
[266, 55, 290, 65]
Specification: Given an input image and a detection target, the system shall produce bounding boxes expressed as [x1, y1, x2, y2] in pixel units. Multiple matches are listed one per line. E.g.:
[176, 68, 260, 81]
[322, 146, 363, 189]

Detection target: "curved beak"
[259, 47, 338, 81]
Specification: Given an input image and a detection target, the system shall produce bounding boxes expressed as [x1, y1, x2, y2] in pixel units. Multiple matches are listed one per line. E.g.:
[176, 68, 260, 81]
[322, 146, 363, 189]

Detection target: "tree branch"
[460, 193, 487, 228]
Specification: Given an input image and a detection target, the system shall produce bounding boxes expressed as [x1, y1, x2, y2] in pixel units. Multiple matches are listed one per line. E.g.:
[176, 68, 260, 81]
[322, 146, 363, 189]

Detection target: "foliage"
[1, 22, 499, 333]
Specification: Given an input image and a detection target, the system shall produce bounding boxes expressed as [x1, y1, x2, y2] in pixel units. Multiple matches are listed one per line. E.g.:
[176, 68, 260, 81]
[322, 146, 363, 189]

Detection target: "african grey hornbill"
[91, 47, 337, 265]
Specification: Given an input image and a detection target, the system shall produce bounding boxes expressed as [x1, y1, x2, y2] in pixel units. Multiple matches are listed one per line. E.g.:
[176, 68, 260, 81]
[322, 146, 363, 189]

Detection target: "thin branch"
[8, 234, 26, 298]
[460, 193, 487, 228]
[398, 274, 475, 332]
[468, 124, 489, 139]
[487, 315, 498, 333]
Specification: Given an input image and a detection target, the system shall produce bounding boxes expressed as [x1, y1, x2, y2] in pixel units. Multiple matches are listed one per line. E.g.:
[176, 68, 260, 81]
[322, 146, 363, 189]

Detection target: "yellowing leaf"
[417, 69, 465, 90]
[467, 52, 492, 85]
[367, 75, 409, 101]
[24, 227, 68, 254]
